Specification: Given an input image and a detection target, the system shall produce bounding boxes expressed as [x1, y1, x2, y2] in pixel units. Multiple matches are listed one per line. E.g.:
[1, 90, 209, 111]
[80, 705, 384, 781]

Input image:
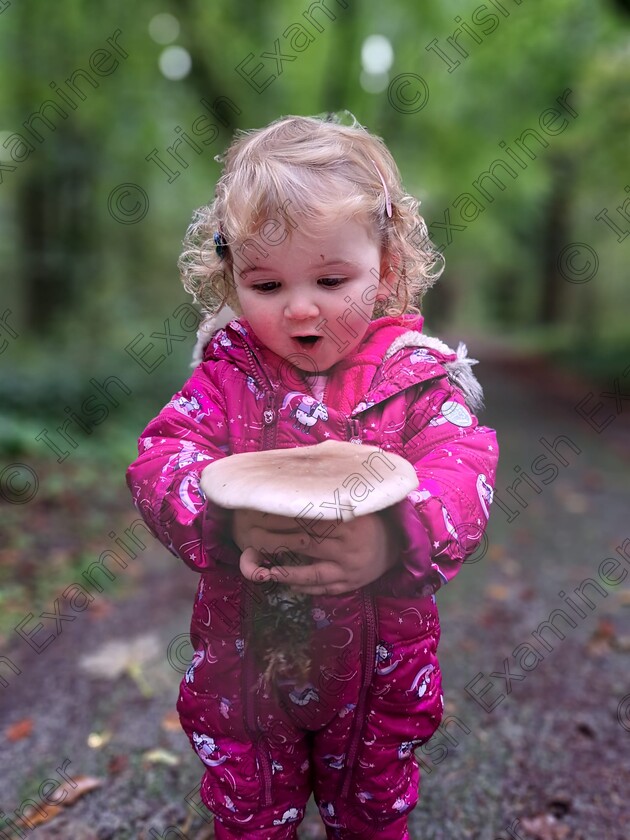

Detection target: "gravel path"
[1, 348, 628, 839]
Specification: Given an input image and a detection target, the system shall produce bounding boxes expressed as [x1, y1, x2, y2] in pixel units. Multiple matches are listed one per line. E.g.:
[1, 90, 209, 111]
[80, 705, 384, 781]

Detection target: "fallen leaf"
[143, 748, 180, 766]
[487, 543, 506, 562]
[6, 717, 33, 741]
[87, 731, 112, 749]
[78, 634, 161, 680]
[587, 618, 617, 656]
[161, 709, 182, 732]
[13, 803, 64, 828]
[485, 583, 511, 601]
[55, 775, 103, 806]
[17, 777, 104, 831]
[87, 598, 113, 621]
[107, 754, 129, 775]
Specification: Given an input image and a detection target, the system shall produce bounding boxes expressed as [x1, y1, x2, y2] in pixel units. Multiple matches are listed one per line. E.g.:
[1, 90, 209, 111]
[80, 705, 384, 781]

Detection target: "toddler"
[126, 113, 499, 839]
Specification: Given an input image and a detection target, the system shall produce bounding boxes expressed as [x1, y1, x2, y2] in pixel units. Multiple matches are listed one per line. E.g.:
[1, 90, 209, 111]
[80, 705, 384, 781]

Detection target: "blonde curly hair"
[178, 113, 444, 319]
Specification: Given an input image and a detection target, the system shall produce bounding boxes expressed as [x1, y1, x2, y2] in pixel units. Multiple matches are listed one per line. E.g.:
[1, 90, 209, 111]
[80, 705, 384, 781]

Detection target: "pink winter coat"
[126, 310, 499, 832]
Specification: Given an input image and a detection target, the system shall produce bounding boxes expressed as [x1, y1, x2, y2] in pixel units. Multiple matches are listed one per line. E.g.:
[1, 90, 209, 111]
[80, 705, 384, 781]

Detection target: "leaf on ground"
[161, 709, 182, 732]
[107, 754, 129, 775]
[519, 813, 570, 839]
[23, 776, 103, 829]
[87, 731, 112, 749]
[587, 618, 617, 656]
[142, 748, 180, 766]
[78, 633, 161, 680]
[5, 717, 33, 741]
[485, 583, 511, 601]
[15, 803, 64, 828]
[55, 775, 103, 806]
[487, 543, 506, 562]
[86, 598, 113, 621]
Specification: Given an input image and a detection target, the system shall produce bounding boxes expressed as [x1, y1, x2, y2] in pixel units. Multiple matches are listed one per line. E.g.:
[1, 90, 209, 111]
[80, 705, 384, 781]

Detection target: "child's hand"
[231, 508, 312, 580]
[237, 510, 402, 596]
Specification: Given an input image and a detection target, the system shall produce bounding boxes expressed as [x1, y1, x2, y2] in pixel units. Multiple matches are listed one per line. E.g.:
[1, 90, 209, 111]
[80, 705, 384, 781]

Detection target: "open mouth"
[293, 335, 321, 347]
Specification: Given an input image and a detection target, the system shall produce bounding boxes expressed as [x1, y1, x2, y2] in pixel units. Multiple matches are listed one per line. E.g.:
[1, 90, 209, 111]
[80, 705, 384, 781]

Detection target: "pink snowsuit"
[126, 311, 499, 839]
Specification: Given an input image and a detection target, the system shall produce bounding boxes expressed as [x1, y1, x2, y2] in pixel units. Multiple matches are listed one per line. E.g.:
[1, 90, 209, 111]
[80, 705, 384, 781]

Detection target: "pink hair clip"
[370, 158, 392, 219]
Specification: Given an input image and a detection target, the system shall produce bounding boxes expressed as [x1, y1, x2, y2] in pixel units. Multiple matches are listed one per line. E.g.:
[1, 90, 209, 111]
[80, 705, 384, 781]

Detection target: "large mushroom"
[200, 440, 418, 687]
[200, 439, 418, 520]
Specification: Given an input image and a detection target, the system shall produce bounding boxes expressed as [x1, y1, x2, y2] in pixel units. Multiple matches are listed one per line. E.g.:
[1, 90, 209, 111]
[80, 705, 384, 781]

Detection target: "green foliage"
[0, 0, 627, 410]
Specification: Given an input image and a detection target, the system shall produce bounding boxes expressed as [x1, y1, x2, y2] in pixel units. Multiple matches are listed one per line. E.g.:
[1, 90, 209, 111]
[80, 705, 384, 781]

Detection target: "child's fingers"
[247, 525, 311, 557]
[239, 547, 272, 582]
[289, 583, 354, 596]
[238, 545, 312, 583]
[270, 559, 341, 588]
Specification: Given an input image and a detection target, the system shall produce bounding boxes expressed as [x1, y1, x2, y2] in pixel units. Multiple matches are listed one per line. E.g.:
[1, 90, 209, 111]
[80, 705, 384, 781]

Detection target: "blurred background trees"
[0, 0, 628, 437]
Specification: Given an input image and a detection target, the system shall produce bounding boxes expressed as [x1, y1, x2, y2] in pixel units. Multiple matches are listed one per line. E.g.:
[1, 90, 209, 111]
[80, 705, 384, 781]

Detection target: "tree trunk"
[539, 154, 574, 325]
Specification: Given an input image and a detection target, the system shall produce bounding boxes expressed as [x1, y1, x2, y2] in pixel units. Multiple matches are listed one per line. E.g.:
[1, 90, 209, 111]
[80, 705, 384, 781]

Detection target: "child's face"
[232, 218, 390, 374]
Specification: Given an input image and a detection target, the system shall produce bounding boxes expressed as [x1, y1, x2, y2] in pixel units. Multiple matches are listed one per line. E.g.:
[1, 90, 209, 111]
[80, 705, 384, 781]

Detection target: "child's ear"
[377, 249, 400, 302]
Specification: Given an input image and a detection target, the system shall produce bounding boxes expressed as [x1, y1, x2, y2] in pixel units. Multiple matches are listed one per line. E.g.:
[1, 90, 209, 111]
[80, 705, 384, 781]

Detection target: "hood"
[191, 307, 484, 413]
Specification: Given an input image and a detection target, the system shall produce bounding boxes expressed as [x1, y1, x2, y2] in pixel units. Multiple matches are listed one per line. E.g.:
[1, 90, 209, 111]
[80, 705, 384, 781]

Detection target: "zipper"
[242, 386, 277, 807]
[241, 587, 274, 807]
[339, 588, 378, 800]
[262, 392, 277, 450]
[347, 417, 362, 444]
[243, 342, 274, 394]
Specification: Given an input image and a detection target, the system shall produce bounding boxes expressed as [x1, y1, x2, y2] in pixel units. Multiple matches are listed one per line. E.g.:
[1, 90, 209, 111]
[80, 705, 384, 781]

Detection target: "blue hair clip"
[213, 230, 228, 259]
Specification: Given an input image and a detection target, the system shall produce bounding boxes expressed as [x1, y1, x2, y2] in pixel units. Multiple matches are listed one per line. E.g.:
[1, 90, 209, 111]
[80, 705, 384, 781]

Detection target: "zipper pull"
[348, 419, 362, 444]
[263, 393, 276, 425]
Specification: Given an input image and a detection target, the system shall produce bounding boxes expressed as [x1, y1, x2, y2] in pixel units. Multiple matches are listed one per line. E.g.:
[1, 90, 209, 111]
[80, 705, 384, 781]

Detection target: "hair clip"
[213, 230, 228, 259]
[319, 109, 359, 128]
[370, 158, 392, 219]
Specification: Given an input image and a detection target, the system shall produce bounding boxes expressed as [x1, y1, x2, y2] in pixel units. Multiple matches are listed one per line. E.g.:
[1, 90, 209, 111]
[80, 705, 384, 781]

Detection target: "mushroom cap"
[200, 440, 418, 521]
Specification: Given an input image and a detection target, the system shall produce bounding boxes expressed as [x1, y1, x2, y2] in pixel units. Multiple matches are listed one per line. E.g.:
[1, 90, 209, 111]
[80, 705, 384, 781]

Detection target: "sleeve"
[383, 372, 499, 597]
[125, 363, 239, 572]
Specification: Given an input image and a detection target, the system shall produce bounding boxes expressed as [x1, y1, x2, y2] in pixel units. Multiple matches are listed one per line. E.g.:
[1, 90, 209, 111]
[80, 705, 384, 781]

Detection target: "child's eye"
[318, 277, 346, 288]
[253, 282, 280, 293]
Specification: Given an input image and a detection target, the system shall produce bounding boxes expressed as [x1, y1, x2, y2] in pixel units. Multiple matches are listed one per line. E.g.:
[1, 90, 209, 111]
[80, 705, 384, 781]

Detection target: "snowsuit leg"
[178, 670, 314, 837]
[174, 575, 314, 836]
[309, 595, 444, 840]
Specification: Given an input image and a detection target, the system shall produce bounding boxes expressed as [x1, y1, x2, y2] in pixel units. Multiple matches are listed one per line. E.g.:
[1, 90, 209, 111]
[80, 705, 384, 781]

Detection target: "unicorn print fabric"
[127, 310, 498, 839]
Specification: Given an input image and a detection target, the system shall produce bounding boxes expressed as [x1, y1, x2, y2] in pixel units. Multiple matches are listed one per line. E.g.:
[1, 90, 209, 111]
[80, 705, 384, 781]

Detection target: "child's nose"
[284, 296, 320, 321]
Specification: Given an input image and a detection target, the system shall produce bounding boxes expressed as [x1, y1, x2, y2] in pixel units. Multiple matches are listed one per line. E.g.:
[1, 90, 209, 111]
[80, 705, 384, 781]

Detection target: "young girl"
[127, 113, 499, 839]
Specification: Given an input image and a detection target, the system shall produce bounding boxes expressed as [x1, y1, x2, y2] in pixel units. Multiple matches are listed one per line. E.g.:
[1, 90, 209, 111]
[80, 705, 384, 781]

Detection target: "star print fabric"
[126, 312, 499, 835]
